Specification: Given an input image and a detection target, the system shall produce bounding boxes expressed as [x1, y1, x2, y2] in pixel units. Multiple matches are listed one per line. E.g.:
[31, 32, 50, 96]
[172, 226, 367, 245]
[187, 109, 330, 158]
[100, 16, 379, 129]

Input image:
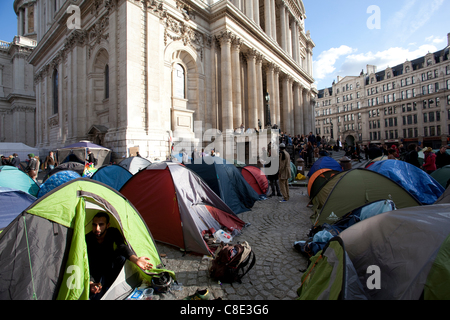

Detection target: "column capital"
[216, 30, 234, 46]
[231, 36, 244, 51]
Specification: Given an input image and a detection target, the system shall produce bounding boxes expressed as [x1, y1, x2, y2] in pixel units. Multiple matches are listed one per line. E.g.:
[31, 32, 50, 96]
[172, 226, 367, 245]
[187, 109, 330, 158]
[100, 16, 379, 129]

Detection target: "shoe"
[279, 199, 288, 203]
[183, 289, 210, 300]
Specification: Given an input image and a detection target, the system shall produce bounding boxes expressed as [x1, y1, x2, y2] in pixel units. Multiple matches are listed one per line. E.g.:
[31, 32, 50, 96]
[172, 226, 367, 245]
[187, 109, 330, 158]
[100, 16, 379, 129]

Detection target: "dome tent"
[0, 166, 40, 197]
[185, 157, 260, 214]
[0, 187, 36, 232]
[57, 141, 111, 167]
[120, 162, 246, 256]
[310, 168, 421, 227]
[0, 179, 174, 300]
[368, 160, 444, 205]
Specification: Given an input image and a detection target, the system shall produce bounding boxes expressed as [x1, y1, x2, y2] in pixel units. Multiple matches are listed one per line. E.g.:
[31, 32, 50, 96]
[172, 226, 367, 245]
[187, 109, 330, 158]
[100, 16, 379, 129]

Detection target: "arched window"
[174, 63, 186, 99]
[104, 64, 109, 99]
[53, 69, 58, 114]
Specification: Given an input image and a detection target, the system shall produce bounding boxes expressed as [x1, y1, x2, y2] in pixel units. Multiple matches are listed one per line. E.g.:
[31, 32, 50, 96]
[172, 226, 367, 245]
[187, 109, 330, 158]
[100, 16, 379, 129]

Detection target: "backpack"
[209, 241, 256, 284]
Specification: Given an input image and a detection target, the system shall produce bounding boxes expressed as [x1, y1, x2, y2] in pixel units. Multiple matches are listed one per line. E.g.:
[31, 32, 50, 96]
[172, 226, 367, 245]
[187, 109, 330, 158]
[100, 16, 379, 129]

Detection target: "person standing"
[435, 145, 450, 169]
[278, 143, 291, 203]
[26, 154, 39, 182]
[10, 153, 21, 169]
[423, 147, 437, 174]
[44, 151, 58, 174]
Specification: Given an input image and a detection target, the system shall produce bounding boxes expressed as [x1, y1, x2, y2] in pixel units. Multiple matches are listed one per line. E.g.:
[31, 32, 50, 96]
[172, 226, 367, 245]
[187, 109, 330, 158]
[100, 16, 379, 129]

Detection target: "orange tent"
[307, 169, 340, 200]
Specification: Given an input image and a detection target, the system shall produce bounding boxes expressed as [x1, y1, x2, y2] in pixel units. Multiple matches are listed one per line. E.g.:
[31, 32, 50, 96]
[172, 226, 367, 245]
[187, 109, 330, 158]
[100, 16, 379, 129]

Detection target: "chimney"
[448, 33, 450, 46]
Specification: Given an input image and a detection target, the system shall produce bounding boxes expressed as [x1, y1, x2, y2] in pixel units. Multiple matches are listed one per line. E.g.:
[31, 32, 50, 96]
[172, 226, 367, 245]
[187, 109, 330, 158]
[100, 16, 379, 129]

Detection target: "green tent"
[310, 168, 421, 226]
[431, 165, 450, 188]
[297, 237, 367, 300]
[299, 204, 450, 300]
[289, 161, 297, 183]
[340, 203, 450, 300]
[0, 178, 174, 300]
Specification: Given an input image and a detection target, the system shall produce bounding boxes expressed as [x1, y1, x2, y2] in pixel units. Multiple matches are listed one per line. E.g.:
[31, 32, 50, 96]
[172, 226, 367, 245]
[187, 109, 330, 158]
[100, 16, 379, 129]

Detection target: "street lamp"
[265, 91, 271, 128]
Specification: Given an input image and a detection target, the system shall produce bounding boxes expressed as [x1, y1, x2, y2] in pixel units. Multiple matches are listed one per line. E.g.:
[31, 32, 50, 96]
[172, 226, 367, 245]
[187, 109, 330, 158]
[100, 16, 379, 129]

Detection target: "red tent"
[120, 162, 245, 255]
[239, 166, 268, 196]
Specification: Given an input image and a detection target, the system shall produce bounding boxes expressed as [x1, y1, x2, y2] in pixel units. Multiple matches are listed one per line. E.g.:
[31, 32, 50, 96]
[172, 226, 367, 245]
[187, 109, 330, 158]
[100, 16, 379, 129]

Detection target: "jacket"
[423, 152, 436, 172]
[278, 150, 291, 180]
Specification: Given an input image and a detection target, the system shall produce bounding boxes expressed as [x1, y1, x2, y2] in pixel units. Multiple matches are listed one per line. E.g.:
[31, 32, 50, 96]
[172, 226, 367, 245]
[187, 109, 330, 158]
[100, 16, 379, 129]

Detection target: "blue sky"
[1, 0, 449, 90]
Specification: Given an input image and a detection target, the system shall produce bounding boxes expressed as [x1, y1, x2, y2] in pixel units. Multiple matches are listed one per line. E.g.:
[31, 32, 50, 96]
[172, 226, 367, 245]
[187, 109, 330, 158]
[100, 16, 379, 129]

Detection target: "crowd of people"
[1, 151, 59, 183]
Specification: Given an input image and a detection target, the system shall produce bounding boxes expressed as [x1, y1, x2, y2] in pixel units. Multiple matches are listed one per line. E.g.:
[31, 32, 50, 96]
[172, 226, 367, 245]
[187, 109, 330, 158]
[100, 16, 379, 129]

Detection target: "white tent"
[0, 143, 39, 162]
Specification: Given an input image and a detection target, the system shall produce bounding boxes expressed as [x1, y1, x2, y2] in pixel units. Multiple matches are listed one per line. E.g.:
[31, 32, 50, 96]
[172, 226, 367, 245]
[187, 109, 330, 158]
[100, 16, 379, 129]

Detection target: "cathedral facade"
[18, 0, 316, 161]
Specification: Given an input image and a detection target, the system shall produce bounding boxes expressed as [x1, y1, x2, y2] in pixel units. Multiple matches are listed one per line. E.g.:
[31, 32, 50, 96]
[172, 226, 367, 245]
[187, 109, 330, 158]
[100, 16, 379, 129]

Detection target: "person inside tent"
[86, 212, 154, 300]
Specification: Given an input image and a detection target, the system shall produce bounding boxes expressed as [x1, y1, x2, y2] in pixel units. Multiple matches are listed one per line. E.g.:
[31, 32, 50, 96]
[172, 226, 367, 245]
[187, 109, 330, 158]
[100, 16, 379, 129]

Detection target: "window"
[174, 64, 186, 99]
[104, 65, 109, 99]
[52, 69, 58, 115]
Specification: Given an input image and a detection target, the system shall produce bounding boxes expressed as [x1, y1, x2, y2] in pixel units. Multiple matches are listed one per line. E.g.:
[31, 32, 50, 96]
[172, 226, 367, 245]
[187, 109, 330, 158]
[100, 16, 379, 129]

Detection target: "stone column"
[253, 0, 260, 25]
[295, 83, 304, 135]
[271, 0, 277, 40]
[0, 65, 4, 97]
[281, 74, 290, 133]
[256, 54, 264, 129]
[288, 77, 294, 134]
[274, 66, 281, 127]
[292, 20, 299, 63]
[266, 63, 275, 126]
[220, 31, 234, 131]
[246, 49, 258, 129]
[279, 3, 287, 51]
[231, 37, 243, 129]
[245, 1, 253, 22]
[302, 87, 310, 135]
[264, 0, 272, 39]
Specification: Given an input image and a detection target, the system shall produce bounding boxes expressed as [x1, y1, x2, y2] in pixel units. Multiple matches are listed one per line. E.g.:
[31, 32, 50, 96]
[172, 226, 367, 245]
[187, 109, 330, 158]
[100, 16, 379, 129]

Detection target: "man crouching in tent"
[86, 212, 154, 300]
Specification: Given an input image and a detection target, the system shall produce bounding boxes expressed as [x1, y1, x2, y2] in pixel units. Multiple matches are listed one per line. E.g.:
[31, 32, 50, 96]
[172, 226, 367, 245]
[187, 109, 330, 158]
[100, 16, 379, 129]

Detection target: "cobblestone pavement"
[154, 187, 312, 301]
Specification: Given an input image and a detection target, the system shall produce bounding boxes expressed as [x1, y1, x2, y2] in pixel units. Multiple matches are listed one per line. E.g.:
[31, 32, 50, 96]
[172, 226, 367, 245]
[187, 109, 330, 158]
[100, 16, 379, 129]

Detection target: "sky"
[0, 0, 449, 89]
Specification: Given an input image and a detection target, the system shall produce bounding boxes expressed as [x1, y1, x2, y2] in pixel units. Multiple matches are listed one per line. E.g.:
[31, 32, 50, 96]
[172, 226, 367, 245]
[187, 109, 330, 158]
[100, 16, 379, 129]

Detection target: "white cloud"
[425, 35, 445, 45]
[339, 44, 438, 75]
[313, 45, 356, 81]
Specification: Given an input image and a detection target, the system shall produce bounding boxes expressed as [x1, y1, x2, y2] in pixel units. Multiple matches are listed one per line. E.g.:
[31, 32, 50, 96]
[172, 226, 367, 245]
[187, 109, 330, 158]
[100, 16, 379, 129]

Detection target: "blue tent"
[90, 165, 133, 191]
[307, 157, 343, 178]
[0, 187, 36, 231]
[368, 160, 444, 205]
[185, 157, 260, 214]
[38, 170, 81, 198]
[0, 166, 40, 197]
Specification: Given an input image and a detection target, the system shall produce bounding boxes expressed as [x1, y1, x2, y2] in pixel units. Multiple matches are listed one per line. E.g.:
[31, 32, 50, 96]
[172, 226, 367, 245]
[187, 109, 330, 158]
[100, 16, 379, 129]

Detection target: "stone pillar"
[281, 74, 290, 133]
[266, 63, 275, 126]
[303, 88, 312, 134]
[231, 37, 243, 129]
[279, 3, 287, 51]
[220, 31, 234, 131]
[264, 0, 272, 38]
[253, 0, 260, 25]
[256, 54, 264, 129]
[292, 20, 299, 63]
[295, 83, 304, 135]
[246, 49, 258, 129]
[245, 0, 253, 22]
[271, 0, 277, 40]
[0, 65, 4, 97]
[274, 66, 281, 127]
[288, 77, 294, 134]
